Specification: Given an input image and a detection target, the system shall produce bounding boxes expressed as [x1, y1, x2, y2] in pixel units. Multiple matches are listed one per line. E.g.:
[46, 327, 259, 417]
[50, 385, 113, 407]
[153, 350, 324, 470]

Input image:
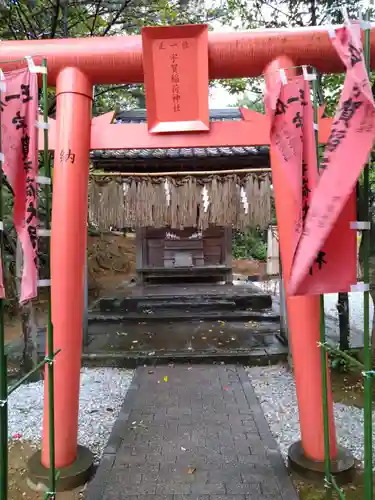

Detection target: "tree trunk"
[20, 302, 40, 380]
[16, 239, 40, 380]
[337, 292, 350, 351]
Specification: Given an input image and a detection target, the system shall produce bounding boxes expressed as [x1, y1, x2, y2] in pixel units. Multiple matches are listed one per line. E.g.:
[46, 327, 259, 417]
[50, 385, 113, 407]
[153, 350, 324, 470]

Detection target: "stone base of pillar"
[27, 445, 94, 492]
[288, 440, 355, 484]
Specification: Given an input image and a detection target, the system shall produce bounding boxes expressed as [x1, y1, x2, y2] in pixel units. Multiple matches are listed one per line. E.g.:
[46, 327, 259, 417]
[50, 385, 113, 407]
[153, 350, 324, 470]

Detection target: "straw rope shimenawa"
[89, 172, 272, 230]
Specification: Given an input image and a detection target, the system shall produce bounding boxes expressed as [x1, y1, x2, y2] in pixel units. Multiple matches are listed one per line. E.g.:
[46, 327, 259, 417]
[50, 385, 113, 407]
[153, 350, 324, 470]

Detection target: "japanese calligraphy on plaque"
[1, 67, 39, 302]
[142, 24, 209, 133]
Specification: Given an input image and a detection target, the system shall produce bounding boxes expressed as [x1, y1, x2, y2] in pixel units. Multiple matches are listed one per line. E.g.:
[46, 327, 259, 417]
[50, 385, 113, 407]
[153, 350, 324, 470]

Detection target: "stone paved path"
[85, 364, 298, 500]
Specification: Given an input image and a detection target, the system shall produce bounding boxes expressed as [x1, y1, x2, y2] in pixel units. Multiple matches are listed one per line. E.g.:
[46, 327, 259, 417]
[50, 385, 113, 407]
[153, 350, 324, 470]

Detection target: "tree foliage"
[232, 228, 268, 261]
[0, 0, 229, 114]
[224, 0, 364, 112]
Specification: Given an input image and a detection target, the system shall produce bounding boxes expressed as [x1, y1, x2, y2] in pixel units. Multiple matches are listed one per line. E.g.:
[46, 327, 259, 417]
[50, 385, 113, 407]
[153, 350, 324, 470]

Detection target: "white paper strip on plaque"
[35, 121, 50, 130]
[350, 282, 370, 293]
[38, 279, 51, 287]
[36, 176, 51, 185]
[37, 229, 51, 237]
[350, 221, 371, 230]
[25, 56, 47, 74]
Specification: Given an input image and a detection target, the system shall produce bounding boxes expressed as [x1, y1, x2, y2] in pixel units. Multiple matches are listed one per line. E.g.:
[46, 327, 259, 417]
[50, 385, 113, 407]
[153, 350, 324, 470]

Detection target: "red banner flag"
[266, 71, 357, 295]
[1, 68, 39, 302]
[292, 75, 357, 296]
[289, 23, 375, 295]
[265, 72, 304, 219]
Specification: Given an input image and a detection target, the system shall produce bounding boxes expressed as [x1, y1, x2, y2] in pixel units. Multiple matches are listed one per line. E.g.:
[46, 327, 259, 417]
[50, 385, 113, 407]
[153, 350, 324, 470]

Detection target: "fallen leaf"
[185, 467, 196, 474]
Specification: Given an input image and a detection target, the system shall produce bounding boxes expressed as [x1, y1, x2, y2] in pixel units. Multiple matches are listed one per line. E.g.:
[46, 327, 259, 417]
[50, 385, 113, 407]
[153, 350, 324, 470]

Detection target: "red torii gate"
[2, 23, 369, 486]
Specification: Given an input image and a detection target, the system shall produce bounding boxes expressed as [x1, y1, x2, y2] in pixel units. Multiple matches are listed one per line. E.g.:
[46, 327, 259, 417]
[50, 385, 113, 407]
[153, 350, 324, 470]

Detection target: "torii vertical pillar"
[29, 67, 94, 491]
[265, 58, 353, 476]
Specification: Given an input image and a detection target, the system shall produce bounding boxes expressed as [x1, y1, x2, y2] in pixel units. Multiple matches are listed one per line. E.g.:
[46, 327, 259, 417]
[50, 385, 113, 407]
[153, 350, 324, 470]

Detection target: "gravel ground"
[254, 279, 374, 342]
[247, 364, 373, 467]
[8, 368, 134, 461]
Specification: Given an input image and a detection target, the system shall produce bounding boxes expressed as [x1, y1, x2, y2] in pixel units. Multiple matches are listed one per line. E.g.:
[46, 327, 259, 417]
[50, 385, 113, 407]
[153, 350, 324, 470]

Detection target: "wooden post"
[267, 225, 280, 276]
[223, 226, 233, 284]
[136, 227, 145, 285]
[82, 253, 89, 348]
[42, 67, 93, 469]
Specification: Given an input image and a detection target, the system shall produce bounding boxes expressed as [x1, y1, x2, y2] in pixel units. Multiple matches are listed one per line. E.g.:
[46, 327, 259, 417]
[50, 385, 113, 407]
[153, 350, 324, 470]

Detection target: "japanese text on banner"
[265, 73, 304, 216]
[1, 68, 39, 302]
[293, 75, 356, 295]
[266, 71, 357, 295]
[288, 23, 375, 295]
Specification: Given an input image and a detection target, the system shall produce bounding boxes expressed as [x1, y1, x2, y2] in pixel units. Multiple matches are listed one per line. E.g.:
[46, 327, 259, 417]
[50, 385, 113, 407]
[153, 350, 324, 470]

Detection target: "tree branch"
[13, 4, 32, 40]
[94, 84, 132, 99]
[102, 0, 132, 36]
[90, 0, 102, 36]
[15, 1, 39, 39]
[50, 0, 61, 39]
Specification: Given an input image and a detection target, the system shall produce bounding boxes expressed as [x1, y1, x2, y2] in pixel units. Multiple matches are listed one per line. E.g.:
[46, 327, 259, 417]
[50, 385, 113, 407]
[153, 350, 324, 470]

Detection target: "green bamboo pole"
[319, 295, 333, 500]
[362, 13, 373, 500]
[0, 73, 8, 500]
[312, 72, 332, 500]
[319, 343, 364, 372]
[7, 350, 60, 396]
[41, 58, 57, 499]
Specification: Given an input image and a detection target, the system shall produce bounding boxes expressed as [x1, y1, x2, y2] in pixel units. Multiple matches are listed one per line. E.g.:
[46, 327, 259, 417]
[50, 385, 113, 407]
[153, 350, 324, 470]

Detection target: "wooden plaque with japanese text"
[142, 24, 209, 134]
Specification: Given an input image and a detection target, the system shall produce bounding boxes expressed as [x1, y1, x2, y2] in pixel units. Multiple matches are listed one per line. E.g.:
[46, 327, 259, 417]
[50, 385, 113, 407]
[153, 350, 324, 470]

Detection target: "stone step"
[86, 318, 281, 359]
[4, 319, 283, 366]
[88, 309, 279, 323]
[137, 299, 236, 312]
[95, 292, 272, 313]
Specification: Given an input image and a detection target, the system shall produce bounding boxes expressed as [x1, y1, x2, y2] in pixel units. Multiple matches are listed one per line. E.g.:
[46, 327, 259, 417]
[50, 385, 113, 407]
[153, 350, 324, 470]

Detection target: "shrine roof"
[91, 108, 269, 167]
[116, 108, 243, 123]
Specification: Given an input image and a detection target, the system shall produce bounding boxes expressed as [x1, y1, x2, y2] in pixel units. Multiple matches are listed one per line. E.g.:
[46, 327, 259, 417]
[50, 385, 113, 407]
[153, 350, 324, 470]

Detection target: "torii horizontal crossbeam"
[37, 109, 333, 150]
[1, 23, 375, 85]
